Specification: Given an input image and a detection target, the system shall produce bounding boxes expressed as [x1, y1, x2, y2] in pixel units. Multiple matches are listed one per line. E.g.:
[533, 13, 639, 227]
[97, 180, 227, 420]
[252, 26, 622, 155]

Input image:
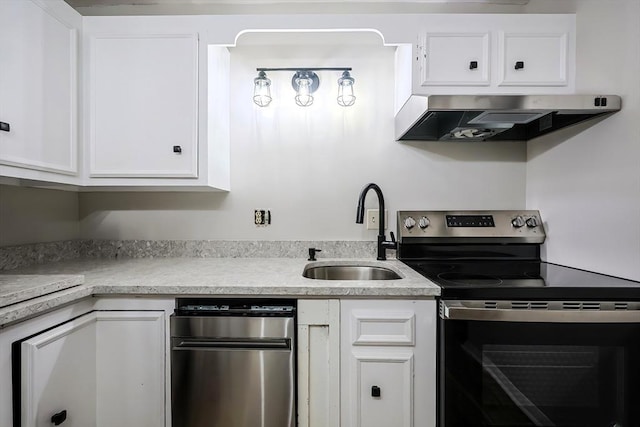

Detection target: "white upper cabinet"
[420, 32, 490, 86]
[82, 19, 231, 191]
[414, 14, 575, 95]
[498, 32, 568, 86]
[0, 0, 80, 184]
[89, 34, 199, 178]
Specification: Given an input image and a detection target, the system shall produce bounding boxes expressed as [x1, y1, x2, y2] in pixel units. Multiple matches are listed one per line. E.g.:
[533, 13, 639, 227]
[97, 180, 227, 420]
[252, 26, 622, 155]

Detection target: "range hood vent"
[396, 95, 621, 142]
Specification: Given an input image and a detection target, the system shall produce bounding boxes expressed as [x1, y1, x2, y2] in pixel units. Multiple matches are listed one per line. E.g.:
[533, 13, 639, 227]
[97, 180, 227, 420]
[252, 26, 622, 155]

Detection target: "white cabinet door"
[0, 0, 78, 175]
[498, 32, 569, 86]
[420, 32, 490, 86]
[341, 300, 436, 427]
[89, 34, 198, 178]
[20, 313, 97, 427]
[405, 15, 575, 96]
[297, 300, 341, 427]
[350, 348, 415, 427]
[19, 310, 165, 427]
[95, 311, 165, 427]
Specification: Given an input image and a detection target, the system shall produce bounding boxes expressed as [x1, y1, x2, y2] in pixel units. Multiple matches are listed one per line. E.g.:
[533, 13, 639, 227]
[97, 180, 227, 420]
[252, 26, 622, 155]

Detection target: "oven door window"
[442, 321, 640, 427]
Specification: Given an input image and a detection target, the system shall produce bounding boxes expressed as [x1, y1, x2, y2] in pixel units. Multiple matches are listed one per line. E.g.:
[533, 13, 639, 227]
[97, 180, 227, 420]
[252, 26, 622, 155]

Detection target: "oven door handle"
[440, 300, 640, 323]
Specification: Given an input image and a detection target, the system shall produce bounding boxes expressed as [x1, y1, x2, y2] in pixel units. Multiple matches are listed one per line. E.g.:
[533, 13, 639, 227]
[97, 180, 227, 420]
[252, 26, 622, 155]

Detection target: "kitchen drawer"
[350, 309, 416, 346]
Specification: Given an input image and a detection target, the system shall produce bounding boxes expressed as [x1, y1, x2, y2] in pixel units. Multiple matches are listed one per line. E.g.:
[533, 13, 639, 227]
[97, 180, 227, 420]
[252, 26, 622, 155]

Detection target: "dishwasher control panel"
[175, 298, 296, 317]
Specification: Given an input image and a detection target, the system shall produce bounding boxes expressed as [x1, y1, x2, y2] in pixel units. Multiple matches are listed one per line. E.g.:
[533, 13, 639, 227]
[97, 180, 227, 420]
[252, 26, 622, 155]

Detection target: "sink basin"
[302, 264, 402, 280]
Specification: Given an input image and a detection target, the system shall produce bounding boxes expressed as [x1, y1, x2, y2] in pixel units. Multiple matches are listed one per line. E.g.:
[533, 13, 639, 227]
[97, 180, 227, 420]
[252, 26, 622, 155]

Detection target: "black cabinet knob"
[51, 410, 67, 425]
[0, 121, 10, 132]
[469, 61, 478, 70]
[371, 385, 381, 397]
[515, 61, 525, 70]
[173, 145, 182, 153]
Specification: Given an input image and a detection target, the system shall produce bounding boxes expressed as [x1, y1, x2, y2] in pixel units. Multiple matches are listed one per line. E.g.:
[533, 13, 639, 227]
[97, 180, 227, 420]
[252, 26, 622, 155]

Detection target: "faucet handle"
[389, 231, 396, 243]
[308, 248, 322, 261]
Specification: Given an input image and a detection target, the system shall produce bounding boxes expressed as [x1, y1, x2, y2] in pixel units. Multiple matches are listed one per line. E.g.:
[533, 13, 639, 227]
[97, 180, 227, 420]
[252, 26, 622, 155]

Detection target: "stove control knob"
[526, 217, 539, 228]
[418, 216, 430, 229]
[404, 216, 416, 230]
[511, 216, 525, 228]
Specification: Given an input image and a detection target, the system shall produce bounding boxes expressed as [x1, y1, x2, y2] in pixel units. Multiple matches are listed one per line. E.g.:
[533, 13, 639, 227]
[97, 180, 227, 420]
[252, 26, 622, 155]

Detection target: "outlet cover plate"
[366, 209, 387, 230]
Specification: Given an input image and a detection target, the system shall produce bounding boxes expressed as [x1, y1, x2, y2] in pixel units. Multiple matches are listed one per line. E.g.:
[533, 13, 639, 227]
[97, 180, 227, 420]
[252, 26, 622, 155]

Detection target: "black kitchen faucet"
[355, 183, 397, 260]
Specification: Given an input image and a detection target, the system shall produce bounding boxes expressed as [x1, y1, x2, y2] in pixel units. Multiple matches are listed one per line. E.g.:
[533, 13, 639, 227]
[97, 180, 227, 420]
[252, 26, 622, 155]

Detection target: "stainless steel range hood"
[395, 95, 621, 142]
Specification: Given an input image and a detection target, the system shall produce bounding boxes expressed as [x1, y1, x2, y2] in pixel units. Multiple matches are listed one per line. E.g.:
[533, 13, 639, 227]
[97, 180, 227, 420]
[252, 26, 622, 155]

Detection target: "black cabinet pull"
[469, 61, 478, 70]
[51, 410, 67, 425]
[371, 385, 381, 397]
[0, 121, 10, 132]
[515, 61, 525, 70]
[173, 145, 182, 153]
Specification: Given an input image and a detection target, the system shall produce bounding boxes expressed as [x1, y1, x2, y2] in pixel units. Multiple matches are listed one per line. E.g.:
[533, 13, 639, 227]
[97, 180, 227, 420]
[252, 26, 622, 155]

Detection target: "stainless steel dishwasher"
[170, 298, 296, 427]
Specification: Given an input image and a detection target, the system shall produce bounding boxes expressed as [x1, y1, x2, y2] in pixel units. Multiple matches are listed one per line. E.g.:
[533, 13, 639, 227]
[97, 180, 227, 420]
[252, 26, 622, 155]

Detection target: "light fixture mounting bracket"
[291, 70, 320, 93]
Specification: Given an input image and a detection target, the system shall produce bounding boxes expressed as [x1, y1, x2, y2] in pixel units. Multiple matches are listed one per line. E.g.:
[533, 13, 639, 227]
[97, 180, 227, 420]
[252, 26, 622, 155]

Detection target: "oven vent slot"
[508, 301, 550, 310]
[530, 302, 549, 310]
[509, 301, 549, 310]
[562, 302, 602, 310]
[484, 301, 498, 309]
[562, 302, 582, 310]
[614, 302, 629, 310]
[511, 301, 530, 310]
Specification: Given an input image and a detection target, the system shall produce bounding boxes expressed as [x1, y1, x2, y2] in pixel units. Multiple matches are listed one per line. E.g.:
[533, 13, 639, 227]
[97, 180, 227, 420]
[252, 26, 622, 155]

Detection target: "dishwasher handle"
[173, 337, 291, 351]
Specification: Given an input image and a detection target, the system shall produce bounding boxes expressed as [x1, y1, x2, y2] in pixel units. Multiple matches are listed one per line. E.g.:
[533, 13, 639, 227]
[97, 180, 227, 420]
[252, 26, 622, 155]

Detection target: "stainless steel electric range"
[396, 210, 640, 427]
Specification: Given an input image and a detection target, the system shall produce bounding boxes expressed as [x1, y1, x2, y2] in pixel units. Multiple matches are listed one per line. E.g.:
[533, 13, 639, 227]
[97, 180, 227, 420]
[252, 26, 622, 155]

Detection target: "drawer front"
[350, 309, 415, 346]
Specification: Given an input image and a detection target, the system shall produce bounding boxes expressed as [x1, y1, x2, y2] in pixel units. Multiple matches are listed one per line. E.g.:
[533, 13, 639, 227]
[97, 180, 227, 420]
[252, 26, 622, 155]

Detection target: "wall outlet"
[366, 209, 387, 230]
[254, 209, 271, 226]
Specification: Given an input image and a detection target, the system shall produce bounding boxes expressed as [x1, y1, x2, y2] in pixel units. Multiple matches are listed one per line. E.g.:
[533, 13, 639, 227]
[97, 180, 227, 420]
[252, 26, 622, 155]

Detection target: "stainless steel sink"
[302, 264, 402, 280]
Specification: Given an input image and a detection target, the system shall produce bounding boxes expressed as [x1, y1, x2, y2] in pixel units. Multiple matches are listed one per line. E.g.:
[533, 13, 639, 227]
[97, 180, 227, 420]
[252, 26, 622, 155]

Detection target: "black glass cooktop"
[404, 260, 640, 300]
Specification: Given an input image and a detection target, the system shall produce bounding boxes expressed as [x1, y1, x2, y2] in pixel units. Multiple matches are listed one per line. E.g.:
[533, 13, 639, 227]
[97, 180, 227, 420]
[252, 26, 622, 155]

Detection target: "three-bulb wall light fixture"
[253, 67, 355, 108]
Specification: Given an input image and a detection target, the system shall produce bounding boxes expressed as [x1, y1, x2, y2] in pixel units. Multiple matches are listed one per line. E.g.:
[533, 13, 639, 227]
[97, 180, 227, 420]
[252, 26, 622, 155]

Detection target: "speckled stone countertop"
[0, 258, 440, 327]
[0, 274, 84, 308]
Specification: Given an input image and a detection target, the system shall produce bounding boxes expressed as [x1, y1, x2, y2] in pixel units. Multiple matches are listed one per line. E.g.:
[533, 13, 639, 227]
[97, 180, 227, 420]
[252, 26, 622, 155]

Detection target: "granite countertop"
[0, 258, 440, 327]
[0, 274, 84, 308]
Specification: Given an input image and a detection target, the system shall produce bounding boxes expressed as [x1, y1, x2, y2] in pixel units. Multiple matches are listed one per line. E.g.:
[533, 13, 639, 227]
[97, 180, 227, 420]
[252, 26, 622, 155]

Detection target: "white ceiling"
[63, 0, 529, 16]
[66, 0, 527, 5]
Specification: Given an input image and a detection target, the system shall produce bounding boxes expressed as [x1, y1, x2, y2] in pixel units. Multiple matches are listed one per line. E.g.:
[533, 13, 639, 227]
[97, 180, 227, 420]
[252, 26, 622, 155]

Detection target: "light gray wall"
[78, 41, 527, 241]
[525, 0, 640, 280]
[0, 185, 80, 246]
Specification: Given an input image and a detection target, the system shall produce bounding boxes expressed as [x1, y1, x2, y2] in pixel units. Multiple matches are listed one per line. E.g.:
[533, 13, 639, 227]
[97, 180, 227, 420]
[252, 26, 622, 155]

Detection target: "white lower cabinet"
[19, 310, 165, 427]
[341, 299, 436, 427]
[95, 311, 165, 427]
[20, 313, 98, 427]
[297, 299, 341, 427]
